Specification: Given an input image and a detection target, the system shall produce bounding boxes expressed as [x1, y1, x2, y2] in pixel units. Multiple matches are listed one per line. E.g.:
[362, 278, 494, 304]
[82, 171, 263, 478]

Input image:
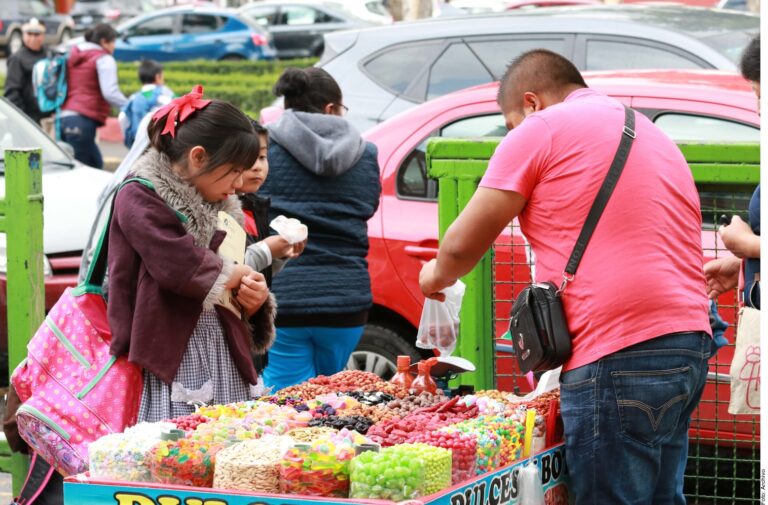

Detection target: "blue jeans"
[560, 331, 711, 505]
[60, 114, 103, 169]
[262, 326, 364, 392]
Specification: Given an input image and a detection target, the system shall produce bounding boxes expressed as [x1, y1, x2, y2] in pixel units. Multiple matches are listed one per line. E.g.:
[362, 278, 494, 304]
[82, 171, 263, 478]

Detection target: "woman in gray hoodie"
[259, 67, 382, 392]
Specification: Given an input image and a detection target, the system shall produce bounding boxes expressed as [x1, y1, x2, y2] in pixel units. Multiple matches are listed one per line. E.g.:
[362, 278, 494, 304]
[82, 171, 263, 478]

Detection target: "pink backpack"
[11, 179, 148, 476]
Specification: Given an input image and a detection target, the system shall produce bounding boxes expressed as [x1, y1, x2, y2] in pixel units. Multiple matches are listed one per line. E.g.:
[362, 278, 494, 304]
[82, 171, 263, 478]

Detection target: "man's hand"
[720, 215, 760, 259]
[237, 272, 269, 317]
[419, 259, 451, 301]
[703, 256, 741, 300]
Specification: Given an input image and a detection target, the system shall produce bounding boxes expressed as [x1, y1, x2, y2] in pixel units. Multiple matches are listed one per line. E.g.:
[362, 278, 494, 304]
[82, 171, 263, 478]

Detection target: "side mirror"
[121, 33, 131, 43]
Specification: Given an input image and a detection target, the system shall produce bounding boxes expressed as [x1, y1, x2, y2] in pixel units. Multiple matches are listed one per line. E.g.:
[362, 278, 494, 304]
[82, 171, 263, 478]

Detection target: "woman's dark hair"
[273, 67, 342, 114]
[740, 35, 760, 83]
[84, 23, 118, 45]
[148, 100, 258, 177]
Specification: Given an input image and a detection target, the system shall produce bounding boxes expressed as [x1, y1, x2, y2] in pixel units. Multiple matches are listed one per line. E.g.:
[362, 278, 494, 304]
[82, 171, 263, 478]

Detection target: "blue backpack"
[32, 53, 68, 139]
[122, 87, 164, 148]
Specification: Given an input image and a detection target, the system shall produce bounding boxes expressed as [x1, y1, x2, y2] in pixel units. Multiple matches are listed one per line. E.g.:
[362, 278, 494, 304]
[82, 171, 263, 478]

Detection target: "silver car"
[319, 5, 760, 132]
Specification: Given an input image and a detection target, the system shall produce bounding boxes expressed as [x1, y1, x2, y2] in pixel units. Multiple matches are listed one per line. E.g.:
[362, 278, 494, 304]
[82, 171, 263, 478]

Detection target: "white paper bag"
[728, 306, 760, 415]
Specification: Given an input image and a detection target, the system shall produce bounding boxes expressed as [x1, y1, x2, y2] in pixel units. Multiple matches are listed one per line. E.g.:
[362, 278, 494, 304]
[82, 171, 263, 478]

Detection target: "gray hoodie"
[267, 110, 366, 177]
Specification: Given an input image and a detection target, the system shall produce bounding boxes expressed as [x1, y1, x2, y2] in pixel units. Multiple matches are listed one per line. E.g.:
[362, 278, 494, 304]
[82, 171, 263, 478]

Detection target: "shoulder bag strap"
[81, 177, 155, 291]
[560, 106, 636, 291]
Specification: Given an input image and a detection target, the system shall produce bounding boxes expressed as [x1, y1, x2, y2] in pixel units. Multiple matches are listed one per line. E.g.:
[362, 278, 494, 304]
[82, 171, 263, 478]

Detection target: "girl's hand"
[264, 236, 295, 259]
[226, 264, 255, 289]
[237, 272, 269, 317]
[720, 215, 760, 259]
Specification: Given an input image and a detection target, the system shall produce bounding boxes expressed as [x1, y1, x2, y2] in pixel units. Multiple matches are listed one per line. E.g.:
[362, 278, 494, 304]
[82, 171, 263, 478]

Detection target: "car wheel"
[220, 54, 245, 61]
[346, 323, 421, 380]
[59, 28, 72, 45]
[8, 31, 22, 55]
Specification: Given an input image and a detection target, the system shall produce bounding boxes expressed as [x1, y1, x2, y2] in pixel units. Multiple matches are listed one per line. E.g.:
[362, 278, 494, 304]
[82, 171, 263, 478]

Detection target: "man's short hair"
[497, 49, 587, 110]
[740, 35, 759, 83]
[138, 59, 163, 85]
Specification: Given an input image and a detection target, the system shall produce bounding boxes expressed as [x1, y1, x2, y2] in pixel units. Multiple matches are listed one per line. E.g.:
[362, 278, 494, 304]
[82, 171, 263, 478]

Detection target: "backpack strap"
[81, 177, 155, 292]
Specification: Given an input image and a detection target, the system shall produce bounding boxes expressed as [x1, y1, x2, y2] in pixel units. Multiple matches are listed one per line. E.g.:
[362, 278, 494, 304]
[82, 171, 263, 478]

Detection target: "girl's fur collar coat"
[130, 149, 276, 354]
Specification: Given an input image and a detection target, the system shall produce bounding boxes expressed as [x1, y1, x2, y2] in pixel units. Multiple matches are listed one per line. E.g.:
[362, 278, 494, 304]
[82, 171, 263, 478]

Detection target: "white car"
[0, 97, 112, 356]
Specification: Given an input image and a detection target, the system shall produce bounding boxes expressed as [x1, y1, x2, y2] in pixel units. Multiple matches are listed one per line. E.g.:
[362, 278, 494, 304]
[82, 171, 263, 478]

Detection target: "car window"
[427, 43, 493, 100]
[468, 38, 568, 79]
[364, 42, 444, 96]
[397, 114, 504, 200]
[586, 40, 702, 71]
[243, 5, 279, 26]
[129, 15, 175, 36]
[654, 113, 760, 143]
[282, 5, 318, 25]
[181, 13, 220, 34]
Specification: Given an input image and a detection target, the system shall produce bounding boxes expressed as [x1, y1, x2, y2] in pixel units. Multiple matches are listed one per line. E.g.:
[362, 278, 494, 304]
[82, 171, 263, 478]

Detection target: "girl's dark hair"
[740, 35, 760, 83]
[85, 23, 118, 44]
[273, 67, 342, 114]
[148, 100, 258, 177]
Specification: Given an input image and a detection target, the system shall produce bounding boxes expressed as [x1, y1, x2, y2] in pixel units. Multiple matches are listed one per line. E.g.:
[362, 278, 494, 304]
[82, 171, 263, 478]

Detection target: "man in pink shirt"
[420, 50, 712, 504]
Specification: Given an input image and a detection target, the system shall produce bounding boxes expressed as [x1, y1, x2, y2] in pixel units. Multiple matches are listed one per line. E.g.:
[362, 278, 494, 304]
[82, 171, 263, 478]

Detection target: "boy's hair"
[497, 49, 586, 110]
[138, 60, 163, 85]
[148, 100, 258, 177]
[84, 23, 118, 44]
[273, 67, 342, 114]
[249, 118, 268, 141]
[740, 35, 760, 83]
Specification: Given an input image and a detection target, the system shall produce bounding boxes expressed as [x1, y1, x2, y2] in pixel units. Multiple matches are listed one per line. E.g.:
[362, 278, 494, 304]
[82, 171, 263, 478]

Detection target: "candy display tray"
[64, 443, 568, 505]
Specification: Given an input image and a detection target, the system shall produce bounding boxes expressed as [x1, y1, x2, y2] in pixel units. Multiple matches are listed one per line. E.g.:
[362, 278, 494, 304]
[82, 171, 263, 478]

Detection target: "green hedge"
[0, 58, 317, 118]
[118, 58, 318, 117]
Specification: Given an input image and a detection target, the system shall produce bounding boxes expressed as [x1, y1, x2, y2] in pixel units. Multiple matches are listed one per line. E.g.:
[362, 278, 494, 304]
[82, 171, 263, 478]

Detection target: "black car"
[0, 0, 75, 54]
[69, 0, 156, 34]
[238, 0, 372, 58]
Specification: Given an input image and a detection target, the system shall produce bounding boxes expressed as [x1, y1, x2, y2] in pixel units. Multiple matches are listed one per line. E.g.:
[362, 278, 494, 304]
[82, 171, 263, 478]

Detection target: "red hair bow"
[152, 85, 212, 138]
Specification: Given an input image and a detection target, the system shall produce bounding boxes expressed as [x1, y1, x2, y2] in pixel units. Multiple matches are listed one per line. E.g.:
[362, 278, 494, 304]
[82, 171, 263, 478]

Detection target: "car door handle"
[404, 245, 438, 260]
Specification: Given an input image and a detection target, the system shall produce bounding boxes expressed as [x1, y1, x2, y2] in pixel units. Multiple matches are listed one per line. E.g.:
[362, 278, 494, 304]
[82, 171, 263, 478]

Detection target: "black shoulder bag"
[509, 106, 637, 374]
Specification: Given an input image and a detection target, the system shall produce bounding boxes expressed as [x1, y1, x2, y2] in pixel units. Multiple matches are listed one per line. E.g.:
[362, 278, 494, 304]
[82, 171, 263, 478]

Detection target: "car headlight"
[0, 246, 53, 277]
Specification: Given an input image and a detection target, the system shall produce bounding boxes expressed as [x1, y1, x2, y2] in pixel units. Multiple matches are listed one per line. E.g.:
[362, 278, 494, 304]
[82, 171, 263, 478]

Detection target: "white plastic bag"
[416, 280, 466, 356]
[518, 459, 545, 505]
[270, 215, 308, 244]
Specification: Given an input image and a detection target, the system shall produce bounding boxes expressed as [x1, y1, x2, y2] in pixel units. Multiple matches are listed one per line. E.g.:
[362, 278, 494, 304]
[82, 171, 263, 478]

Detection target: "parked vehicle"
[69, 0, 156, 34]
[328, 0, 392, 24]
[318, 5, 759, 132]
[239, 0, 372, 59]
[0, 97, 112, 377]
[106, 6, 276, 62]
[321, 70, 761, 377]
[0, 0, 75, 54]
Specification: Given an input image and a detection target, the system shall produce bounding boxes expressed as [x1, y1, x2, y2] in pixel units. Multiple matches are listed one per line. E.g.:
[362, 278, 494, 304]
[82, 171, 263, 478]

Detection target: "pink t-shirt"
[481, 88, 711, 371]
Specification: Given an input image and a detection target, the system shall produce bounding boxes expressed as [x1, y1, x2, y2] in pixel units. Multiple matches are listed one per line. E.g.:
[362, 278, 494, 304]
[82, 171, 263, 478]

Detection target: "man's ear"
[521, 91, 541, 113]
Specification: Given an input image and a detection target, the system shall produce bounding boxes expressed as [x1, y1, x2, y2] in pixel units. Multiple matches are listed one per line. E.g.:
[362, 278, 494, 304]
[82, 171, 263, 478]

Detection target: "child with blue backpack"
[119, 60, 174, 148]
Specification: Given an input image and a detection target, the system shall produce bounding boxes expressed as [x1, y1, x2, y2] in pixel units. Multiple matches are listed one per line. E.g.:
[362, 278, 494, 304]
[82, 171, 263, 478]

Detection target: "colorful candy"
[148, 438, 223, 488]
[89, 422, 175, 482]
[280, 429, 368, 497]
[406, 431, 477, 484]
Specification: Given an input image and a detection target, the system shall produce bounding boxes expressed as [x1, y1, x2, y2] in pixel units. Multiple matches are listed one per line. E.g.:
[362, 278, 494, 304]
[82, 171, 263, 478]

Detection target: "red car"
[348, 71, 760, 469]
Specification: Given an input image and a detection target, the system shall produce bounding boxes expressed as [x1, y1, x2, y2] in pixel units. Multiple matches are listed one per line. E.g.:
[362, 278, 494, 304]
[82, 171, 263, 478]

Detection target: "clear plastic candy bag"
[270, 215, 308, 244]
[416, 280, 465, 356]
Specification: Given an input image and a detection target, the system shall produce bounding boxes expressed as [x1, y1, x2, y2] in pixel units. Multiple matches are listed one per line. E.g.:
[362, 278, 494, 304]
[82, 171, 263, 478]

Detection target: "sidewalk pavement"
[98, 118, 128, 172]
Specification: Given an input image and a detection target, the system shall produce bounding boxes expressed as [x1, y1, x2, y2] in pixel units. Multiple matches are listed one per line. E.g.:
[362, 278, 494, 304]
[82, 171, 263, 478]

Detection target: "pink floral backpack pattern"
[11, 179, 150, 476]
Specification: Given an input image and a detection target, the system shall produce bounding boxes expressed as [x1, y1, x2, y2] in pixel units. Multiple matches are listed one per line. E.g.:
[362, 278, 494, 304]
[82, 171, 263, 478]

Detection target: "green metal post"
[4, 149, 44, 496]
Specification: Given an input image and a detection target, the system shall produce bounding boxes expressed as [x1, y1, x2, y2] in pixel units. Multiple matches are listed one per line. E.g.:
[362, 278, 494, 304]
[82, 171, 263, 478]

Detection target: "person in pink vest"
[60, 23, 127, 169]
